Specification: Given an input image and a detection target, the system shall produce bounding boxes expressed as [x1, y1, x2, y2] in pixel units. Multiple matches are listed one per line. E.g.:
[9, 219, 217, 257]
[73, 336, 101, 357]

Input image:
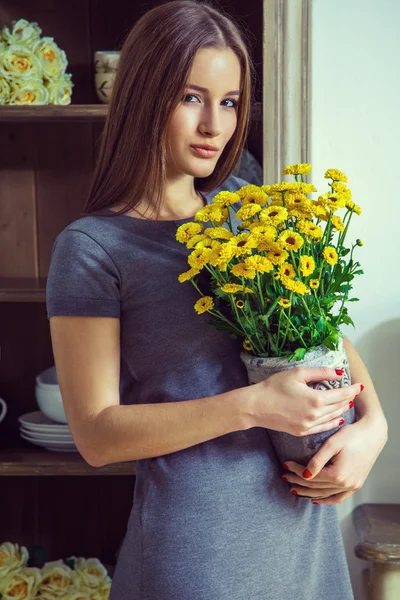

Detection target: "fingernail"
[349, 400, 354, 408]
[335, 369, 344, 375]
[339, 418, 345, 425]
[360, 384, 365, 392]
[312, 500, 319, 504]
[291, 490, 298, 495]
[302, 469, 313, 479]
[282, 476, 289, 482]
[283, 463, 289, 470]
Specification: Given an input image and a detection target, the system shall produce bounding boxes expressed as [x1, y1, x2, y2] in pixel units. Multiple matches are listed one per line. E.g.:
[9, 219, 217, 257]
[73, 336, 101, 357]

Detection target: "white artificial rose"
[90, 580, 111, 600]
[0, 565, 42, 599]
[8, 78, 49, 104]
[0, 542, 29, 580]
[0, 44, 42, 80]
[0, 38, 7, 52]
[32, 37, 67, 80]
[38, 560, 76, 597]
[1, 19, 42, 49]
[67, 558, 111, 591]
[0, 75, 10, 103]
[45, 72, 73, 105]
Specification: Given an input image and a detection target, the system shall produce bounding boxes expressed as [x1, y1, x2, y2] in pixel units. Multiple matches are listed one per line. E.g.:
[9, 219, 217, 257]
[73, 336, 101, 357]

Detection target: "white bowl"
[36, 366, 59, 388]
[35, 385, 67, 424]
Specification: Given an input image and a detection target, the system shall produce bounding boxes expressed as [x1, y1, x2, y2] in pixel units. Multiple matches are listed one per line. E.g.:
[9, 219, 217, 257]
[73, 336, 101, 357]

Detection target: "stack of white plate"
[18, 411, 78, 453]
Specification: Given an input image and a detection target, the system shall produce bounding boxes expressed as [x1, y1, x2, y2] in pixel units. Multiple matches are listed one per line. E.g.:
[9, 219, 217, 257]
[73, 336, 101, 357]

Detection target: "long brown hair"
[83, 0, 255, 219]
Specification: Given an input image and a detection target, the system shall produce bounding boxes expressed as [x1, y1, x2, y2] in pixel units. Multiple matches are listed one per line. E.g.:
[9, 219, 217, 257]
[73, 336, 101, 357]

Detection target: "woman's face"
[165, 47, 241, 180]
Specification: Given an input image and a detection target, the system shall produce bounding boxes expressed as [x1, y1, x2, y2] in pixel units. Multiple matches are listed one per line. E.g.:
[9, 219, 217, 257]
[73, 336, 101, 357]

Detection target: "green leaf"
[347, 297, 359, 302]
[290, 347, 308, 362]
[353, 269, 364, 275]
[315, 316, 325, 332]
[340, 248, 351, 256]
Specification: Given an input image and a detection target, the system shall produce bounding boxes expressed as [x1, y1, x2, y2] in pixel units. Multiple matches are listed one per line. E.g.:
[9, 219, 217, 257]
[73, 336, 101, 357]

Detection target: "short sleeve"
[46, 229, 121, 319]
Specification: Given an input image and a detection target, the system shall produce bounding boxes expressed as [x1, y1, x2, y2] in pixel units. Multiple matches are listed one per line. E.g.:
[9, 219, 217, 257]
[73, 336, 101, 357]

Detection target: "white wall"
[311, 0, 400, 598]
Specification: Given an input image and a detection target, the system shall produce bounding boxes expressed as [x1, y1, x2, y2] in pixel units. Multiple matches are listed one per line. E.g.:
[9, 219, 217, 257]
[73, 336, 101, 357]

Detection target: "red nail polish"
[283, 463, 289, 470]
[312, 500, 319, 504]
[291, 490, 298, 495]
[302, 469, 313, 479]
[360, 384, 365, 392]
[339, 418, 345, 425]
[282, 476, 288, 482]
[349, 400, 354, 408]
[335, 369, 344, 375]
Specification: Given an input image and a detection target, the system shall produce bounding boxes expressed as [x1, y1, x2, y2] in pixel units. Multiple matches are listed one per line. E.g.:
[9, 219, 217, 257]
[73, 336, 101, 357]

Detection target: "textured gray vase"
[240, 337, 355, 468]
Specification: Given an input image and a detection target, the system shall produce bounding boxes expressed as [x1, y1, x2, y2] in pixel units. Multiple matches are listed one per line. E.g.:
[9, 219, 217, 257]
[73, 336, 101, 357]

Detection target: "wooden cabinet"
[0, 0, 263, 570]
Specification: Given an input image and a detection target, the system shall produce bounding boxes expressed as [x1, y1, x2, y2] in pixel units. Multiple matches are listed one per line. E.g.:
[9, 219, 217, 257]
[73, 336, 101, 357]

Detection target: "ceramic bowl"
[36, 365, 58, 388]
[94, 50, 120, 74]
[95, 72, 115, 104]
[35, 384, 67, 424]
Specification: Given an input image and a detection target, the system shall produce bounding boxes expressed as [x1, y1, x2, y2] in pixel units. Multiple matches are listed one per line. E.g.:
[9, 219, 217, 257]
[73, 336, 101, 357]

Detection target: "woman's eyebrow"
[186, 84, 240, 96]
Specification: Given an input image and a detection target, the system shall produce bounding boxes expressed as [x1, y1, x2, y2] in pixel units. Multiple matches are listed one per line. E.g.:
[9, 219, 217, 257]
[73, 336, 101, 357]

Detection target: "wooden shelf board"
[0, 436, 136, 476]
[0, 278, 46, 302]
[0, 104, 108, 122]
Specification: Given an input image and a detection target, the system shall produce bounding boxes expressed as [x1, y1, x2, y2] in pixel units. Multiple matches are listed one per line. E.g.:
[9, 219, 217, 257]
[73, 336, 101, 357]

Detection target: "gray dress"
[46, 175, 354, 600]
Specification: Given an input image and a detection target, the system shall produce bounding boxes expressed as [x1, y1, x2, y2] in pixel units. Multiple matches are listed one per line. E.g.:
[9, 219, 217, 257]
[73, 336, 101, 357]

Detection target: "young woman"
[46, 1, 387, 598]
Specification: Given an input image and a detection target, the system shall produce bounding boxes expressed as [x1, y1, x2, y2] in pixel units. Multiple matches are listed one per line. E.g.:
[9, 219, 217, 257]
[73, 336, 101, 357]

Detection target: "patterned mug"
[0, 397, 7, 424]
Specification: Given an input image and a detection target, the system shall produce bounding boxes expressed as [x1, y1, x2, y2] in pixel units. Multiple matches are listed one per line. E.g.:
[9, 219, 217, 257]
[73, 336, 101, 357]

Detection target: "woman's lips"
[190, 146, 219, 158]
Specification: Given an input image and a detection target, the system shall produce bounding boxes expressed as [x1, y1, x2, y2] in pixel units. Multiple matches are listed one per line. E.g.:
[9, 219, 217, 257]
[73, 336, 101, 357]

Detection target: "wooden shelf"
[0, 104, 107, 122]
[0, 436, 136, 476]
[0, 278, 46, 302]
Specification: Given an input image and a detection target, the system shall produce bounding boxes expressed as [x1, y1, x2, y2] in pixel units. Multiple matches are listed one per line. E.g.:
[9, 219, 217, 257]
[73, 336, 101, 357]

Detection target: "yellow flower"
[268, 194, 285, 206]
[194, 296, 214, 314]
[285, 193, 313, 212]
[186, 233, 207, 249]
[331, 215, 345, 232]
[311, 204, 330, 221]
[209, 243, 236, 267]
[259, 205, 288, 227]
[203, 227, 233, 240]
[32, 37, 68, 79]
[38, 560, 74, 597]
[212, 191, 240, 208]
[236, 300, 245, 309]
[178, 267, 201, 283]
[299, 255, 315, 277]
[240, 188, 269, 207]
[322, 246, 338, 266]
[268, 182, 317, 195]
[236, 184, 261, 198]
[236, 203, 262, 221]
[248, 224, 277, 242]
[227, 233, 258, 257]
[279, 262, 296, 279]
[213, 207, 229, 226]
[69, 558, 110, 590]
[1, 19, 42, 49]
[331, 181, 352, 200]
[237, 219, 253, 231]
[0, 566, 42, 600]
[45, 72, 73, 105]
[356, 239, 364, 246]
[0, 542, 29, 580]
[278, 296, 291, 308]
[195, 239, 220, 251]
[325, 168, 348, 183]
[278, 230, 304, 252]
[309, 279, 320, 289]
[244, 254, 274, 273]
[175, 222, 203, 244]
[282, 163, 312, 176]
[0, 44, 42, 80]
[281, 276, 310, 295]
[306, 223, 324, 241]
[352, 203, 362, 215]
[231, 262, 256, 279]
[8, 78, 49, 104]
[266, 242, 289, 265]
[242, 339, 253, 351]
[194, 204, 224, 223]
[188, 247, 212, 269]
[318, 192, 346, 212]
[221, 284, 245, 293]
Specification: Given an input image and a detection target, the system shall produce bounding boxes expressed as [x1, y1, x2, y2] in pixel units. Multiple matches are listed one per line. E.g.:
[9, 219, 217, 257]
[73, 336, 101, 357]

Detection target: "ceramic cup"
[0, 397, 7, 424]
[94, 72, 115, 104]
[94, 50, 120, 74]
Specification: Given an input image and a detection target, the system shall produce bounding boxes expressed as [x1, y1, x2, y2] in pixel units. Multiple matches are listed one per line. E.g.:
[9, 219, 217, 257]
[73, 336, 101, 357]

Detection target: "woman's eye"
[183, 94, 238, 108]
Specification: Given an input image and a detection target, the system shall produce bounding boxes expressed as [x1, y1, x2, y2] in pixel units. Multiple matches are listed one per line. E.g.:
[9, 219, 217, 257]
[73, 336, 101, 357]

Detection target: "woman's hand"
[282, 415, 388, 504]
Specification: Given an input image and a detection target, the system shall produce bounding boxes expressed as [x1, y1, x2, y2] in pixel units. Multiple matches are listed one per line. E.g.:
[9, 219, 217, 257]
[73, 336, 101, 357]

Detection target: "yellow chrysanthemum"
[209, 243, 236, 267]
[268, 182, 317, 195]
[231, 262, 256, 279]
[281, 276, 310, 295]
[194, 296, 214, 314]
[175, 223, 203, 244]
[227, 233, 258, 257]
[318, 192, 347, 212]
[236, 203, 262, 221]
[288, 209, 311, 221]
[306, 223, 324, 241]
[195, 239, 221, 251]
[267, 243, 289, 265]
[244, 255, 274, 273]
[194, 205, 224, 223]
[331, 181, 352, 200]
[236, 300, 245, 309]
[186, 233, 207, 249]
[237, 220, 253, 231]
[299, 255, 315, 277]
[221, 283, 254, 294]
[325, 169, 348, 183]
[356, 239, 364, 246]
[212, 191, 241, 208]
[248, 223, 277, 241]
[259, 205, 288, 227]
[311, 204, 330, 221]
[322, 246, 338, 266]
[285, 193, 312, 211]
[236, 184, 261, 198]
[279, 262, 296, 279]
[243, 338, 253, 351]
[278, 296, 291, 308]
[178, 267, 201, 283]
[278, 230, 304, 252]
[203, 227, 234, 240]
[331, 215, 345, 232]
[309, 279, 320, 289]
[268, 194, 285, 206]
[188, 247, 213, 269]
[214, 207, 229, 226]
[240, 188, 269, 207]
[349, 202, 362, 215]
[273, 272, 280, 280]
[282, 163, 312, 176]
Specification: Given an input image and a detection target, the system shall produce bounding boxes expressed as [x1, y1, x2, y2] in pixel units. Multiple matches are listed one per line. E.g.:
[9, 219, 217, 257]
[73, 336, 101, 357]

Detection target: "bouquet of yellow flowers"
[0, 19, 73, 105]
[176, 164, 363, 363]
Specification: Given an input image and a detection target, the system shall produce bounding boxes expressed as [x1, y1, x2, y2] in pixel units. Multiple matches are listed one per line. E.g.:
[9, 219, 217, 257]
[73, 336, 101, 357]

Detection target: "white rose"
[8, 78, 49, 105]
[32, 37, 67, 79]
[0, 75, 10, 103]
[38, 559, 75, 597]
[0, 44, 42, 80]
[0, 542, 29, 580]
[67, 558, 111, 590]
[1, 19, 42, 49]
[0, 566, 42, 599]
[45, 72, 73, 105]
[90, 580, 111, 600]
